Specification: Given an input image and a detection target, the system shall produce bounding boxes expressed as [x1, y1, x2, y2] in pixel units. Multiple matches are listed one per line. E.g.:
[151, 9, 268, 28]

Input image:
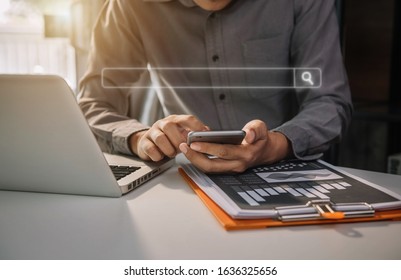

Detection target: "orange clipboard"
[179, 168, 401, 230]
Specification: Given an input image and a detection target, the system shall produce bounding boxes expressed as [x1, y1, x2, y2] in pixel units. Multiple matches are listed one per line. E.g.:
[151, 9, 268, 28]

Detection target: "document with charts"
[180, 160, 401, 220]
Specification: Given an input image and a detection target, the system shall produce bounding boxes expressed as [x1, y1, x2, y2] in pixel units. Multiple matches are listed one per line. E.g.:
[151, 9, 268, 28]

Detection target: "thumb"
[242, 120, 268, 144]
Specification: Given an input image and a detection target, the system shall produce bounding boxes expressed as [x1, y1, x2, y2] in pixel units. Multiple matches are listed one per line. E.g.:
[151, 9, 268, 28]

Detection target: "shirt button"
[219, 94, 226, 101]
[212, 55, 219, 62]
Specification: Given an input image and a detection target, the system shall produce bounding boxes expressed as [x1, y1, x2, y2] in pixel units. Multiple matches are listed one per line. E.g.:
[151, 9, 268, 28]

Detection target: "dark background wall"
[331, 0, 401, 173]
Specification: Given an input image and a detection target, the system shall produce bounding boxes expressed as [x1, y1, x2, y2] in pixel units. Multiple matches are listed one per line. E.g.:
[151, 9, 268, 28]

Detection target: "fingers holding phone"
[180, 129, 253, 172]
[180, 120, 293, 173]
[186, 130, 246, 160]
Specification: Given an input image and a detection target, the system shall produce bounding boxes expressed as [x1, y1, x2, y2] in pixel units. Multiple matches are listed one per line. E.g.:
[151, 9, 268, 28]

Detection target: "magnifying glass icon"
[301, 71, 314, 86]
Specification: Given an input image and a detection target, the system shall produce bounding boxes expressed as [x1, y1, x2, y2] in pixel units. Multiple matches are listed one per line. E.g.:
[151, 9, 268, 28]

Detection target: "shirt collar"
[143, 0, 196, 8]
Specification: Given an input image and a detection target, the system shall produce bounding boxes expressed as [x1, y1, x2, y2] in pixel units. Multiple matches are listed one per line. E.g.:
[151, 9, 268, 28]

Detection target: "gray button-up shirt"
[78, 0, 352, 160]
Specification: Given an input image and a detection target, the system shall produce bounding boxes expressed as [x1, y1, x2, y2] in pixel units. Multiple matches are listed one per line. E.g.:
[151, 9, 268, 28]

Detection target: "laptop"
[0, 74, 174, 197]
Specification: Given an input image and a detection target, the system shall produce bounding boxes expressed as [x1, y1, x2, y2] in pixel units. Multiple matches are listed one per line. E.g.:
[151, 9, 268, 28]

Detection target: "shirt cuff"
[111, 121, 150, 155]
[273, 125, 322, 161]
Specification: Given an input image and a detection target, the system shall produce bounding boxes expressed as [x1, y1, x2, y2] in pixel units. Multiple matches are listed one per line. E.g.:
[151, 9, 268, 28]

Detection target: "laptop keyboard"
[110, 165, 140, 180]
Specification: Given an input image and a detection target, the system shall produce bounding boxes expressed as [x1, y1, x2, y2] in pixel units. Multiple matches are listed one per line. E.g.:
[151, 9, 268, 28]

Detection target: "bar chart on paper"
[207, 161, 400, 211]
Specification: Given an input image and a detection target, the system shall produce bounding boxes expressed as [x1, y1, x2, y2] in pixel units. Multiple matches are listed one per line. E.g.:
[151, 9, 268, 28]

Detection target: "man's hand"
[179, 120, 293, 173]
[130, 114, 208, 161]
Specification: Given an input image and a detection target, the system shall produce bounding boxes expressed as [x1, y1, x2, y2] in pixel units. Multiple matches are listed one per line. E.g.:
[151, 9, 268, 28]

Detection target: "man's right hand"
[130, 114, 209, 161]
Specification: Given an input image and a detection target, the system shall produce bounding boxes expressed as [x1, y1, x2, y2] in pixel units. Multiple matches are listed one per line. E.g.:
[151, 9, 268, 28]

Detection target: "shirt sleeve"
[78, 0, 149, 155]
[273, 0, 353, 160]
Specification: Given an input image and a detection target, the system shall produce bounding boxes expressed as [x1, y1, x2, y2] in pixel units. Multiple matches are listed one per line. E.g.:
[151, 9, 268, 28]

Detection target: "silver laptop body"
[0, 75, 174, 197]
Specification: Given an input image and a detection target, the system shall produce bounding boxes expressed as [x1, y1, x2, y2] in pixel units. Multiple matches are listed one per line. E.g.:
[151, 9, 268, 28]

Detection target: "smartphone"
[187, 130, 246, 145]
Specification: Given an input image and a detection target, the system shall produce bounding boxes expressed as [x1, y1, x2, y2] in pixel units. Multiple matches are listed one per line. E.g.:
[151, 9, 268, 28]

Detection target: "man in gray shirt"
[78, 0, 352, 173]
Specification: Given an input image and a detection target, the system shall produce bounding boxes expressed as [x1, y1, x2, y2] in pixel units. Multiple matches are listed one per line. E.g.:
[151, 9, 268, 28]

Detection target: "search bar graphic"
[101, 67, 322, 89]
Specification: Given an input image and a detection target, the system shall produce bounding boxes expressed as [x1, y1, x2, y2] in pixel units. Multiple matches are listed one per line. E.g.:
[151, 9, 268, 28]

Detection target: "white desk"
[1, 157, 401, 260]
